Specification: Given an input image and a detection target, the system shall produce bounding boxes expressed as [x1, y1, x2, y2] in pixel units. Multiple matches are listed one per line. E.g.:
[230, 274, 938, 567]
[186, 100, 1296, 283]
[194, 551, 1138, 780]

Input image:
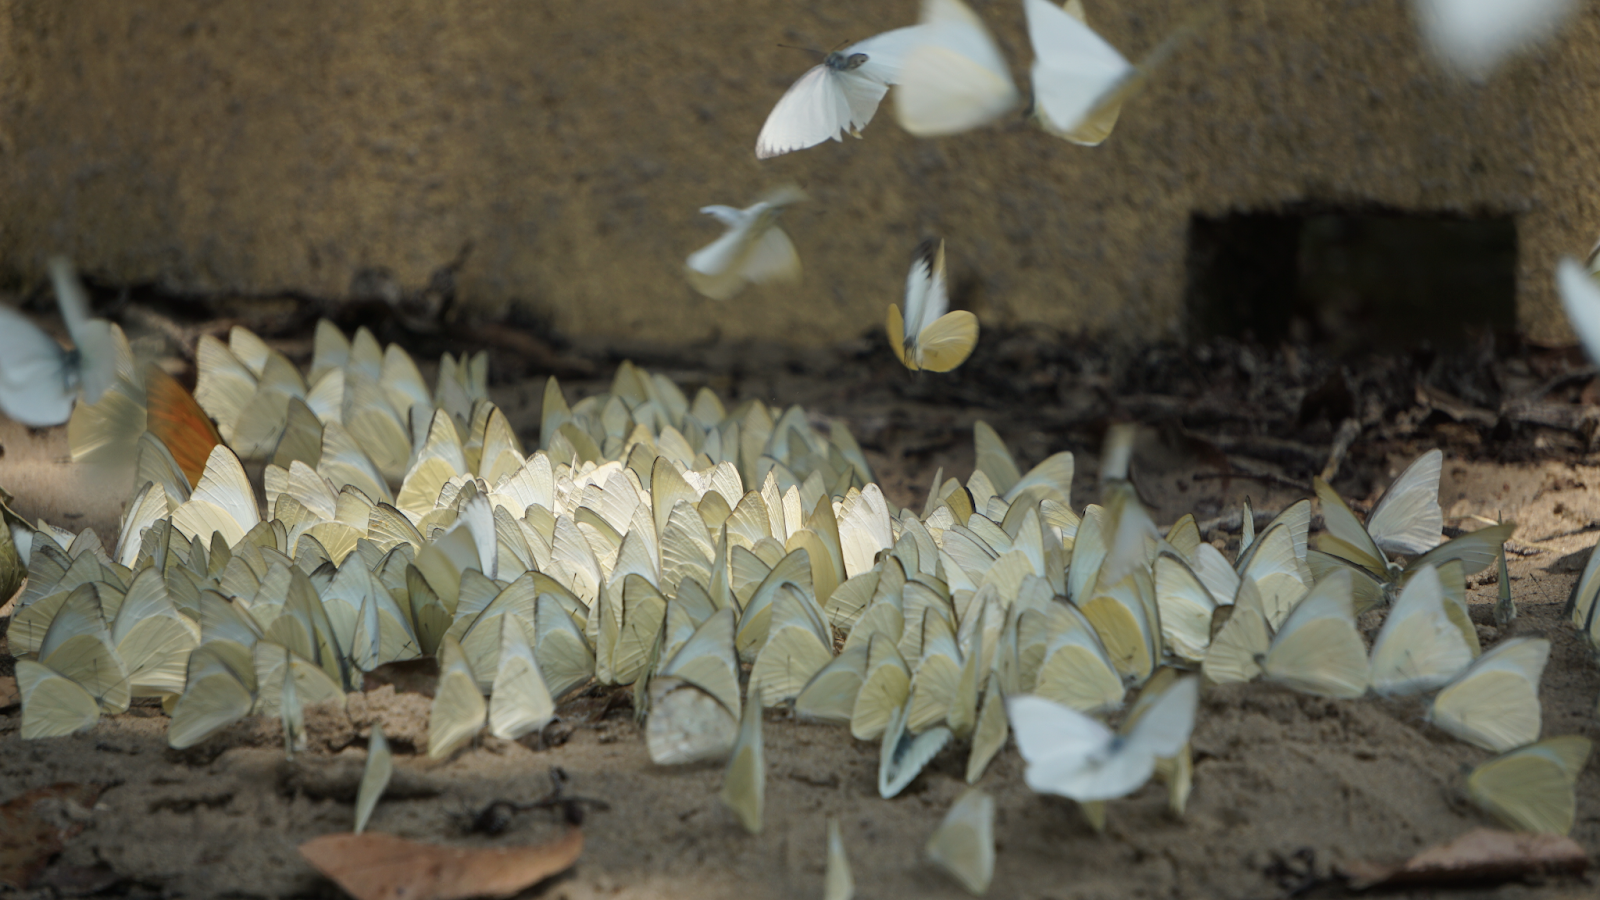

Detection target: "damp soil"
[3, 313, 1600, 899]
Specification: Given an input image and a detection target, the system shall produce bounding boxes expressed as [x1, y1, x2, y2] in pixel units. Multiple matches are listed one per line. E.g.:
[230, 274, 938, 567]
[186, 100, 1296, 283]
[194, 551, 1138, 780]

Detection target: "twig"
[1320, 417, 1362, 482]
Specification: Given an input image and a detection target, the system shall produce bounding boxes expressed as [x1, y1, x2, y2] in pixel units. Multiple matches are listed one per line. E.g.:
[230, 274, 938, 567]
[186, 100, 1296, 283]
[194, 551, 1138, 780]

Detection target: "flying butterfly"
[685, 185, 808, 301]
[887, 239, 979, 373]
[0, 257, 118, 427]
[755, 27, 928, 159]
[894, 0, 1021, 137]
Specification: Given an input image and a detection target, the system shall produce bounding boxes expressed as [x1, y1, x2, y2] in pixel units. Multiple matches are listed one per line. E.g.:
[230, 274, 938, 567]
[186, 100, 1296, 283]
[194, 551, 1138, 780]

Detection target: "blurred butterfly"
[1413, 0, 1577, 76]
[1555, 257, 1600, 365]
[894, 0, 1020, 137]
[685, 185, 807, 301]
[1009, 675, 1198, 801]
[1029, 1, 1217, 146]
[886, 239, 979, 372]
[0, 257, 117, 427]
[755, 27, 927, 159]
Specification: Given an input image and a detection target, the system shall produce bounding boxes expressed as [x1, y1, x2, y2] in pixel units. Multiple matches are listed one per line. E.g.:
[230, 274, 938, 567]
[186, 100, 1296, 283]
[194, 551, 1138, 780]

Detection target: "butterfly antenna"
[776, 42, 826, 60]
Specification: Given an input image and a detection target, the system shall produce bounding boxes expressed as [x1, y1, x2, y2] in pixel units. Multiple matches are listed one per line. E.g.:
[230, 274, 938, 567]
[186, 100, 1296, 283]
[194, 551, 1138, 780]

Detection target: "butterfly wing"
[1558, 257, 1600, 365]
[1024, 0, 1135, 142]
[756, 65, 852, 159]
[895, 0, 1020, 137]
[0, 306, 74, 426]
[914, 312, 980, 373]
[1366, 450, 1444, 557]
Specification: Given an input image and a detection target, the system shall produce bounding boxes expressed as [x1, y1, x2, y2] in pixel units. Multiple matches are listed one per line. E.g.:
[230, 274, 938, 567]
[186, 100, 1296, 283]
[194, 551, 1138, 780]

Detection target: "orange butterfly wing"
[144, 364, 222, 485]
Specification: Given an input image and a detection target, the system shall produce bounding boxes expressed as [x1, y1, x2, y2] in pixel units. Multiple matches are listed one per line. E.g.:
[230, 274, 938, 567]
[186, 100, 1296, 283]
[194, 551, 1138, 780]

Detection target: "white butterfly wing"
[847, 25, 930, 82]
[1413, 0, 1577, 75]
[756, 65, 852, 159]
[895, 0, 1020, 137]
[739, 225, 802, 287]
[1557, 258, 1600, 365]
[1367, 450, 1444, 557]
[0, 306, 73, 426]
[1008, 694, 1117, 796]
[902, 246, 936, 339]
[1025, 0, 1134, 137]
[1122, 676, 1199, 761]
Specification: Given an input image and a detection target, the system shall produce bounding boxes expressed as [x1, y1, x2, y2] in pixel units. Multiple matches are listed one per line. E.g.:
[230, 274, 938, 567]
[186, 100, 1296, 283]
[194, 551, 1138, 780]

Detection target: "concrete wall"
[1, 0, 1597, 346]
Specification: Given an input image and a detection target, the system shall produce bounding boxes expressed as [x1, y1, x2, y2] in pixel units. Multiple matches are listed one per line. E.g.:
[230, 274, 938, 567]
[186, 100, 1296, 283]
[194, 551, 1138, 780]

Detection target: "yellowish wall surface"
[1, 0, 1597, 345]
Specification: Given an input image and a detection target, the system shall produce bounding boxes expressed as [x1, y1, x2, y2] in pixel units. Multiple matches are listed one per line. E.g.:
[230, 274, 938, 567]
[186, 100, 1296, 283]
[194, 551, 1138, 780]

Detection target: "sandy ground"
[4, 336, 1600, 899]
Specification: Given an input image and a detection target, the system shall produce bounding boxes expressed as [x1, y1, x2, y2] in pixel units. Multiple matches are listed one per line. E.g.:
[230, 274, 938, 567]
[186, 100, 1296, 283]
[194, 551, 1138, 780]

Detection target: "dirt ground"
[4, 320, 1600, 899]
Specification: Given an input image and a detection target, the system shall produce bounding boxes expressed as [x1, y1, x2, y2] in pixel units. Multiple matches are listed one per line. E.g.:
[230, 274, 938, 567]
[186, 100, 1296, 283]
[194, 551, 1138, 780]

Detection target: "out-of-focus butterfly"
[0, 257, 118, 427]
[894, 0, 1020, 137]
[685, 185, 808, 301]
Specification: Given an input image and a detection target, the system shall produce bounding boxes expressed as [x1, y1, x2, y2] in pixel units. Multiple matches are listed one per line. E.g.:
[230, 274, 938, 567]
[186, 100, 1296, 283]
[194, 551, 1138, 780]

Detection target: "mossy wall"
[1, 0, 1597, 346]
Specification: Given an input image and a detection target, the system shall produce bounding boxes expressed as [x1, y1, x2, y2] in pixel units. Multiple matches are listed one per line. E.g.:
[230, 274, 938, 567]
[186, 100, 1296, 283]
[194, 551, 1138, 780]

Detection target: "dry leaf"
[1341, 828, 1587, 890]
[298, 826, 582, 900]
[0, 674, 18, 710]
[0, 783, 105, 889]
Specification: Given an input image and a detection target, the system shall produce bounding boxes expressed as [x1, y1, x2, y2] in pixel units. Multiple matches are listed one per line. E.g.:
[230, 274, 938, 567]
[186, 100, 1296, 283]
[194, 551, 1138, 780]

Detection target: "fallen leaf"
[0, 783, 105, 889]
[298, 826, 582, 900]
[1341, 828, 1588, 890]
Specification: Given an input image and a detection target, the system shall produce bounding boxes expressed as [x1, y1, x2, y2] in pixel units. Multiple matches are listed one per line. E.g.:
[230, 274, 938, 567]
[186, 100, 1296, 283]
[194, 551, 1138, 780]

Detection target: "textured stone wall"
[1, 0, 1597, 346]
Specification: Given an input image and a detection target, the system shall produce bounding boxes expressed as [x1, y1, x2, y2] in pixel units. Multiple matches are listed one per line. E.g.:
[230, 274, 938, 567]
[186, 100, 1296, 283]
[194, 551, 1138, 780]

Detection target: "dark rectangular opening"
[1185, 209, 1517, 352]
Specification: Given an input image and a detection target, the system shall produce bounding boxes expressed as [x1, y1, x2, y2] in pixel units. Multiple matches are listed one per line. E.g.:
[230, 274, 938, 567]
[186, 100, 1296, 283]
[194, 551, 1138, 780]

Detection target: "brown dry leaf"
[0, 674, 18, 710]
[1341, 828, 1588, 890]
[0, 783, 106, 889]
[298, 826, 583, 900]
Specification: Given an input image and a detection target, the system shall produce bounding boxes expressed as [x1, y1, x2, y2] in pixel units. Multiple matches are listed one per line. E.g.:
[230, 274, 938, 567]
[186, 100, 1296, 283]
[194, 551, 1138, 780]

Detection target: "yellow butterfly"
[887, 239, 979, 373]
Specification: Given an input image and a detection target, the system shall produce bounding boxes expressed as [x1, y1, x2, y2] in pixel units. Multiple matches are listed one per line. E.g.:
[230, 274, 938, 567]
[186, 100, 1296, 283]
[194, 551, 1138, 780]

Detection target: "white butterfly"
[685, 185, 808, 301]
[1024, 0, 1134, 145]
[755, 28, 927, 159]
[1413, 0, 1577, 77]
[894, 0, 1021, 137]
[1555, 257, 1600, 365]
[0, 257, 117, 426]
[1008, 675, 1198, 802]
[887, 239, 979, 372]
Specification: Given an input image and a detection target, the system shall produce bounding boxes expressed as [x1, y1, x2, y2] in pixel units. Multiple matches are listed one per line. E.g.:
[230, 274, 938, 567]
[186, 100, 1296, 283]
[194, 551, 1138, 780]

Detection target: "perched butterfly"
[755, 27, 927, 159]
[685, 185, 808, 301]
[0, 257, 117, 427]
[144, 365, 223, 486]
[886, 239, 979, 372]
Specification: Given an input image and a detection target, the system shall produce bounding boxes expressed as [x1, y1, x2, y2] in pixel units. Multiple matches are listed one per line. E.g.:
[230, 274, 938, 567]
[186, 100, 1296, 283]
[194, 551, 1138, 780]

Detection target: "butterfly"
[886, 239, 979, 372]
[755, 27, 927, 159]
[1412, 0, 1577, 76]
[720, 684, 765, 834]
[0, 257, 118, 427]
[1025, 0, 1212, 146]
[1555, 257, 1600, 365]
[925, 788, 995, 895]
[1467, 735, 1591, 835]
[1009, 675, 1198, 801]
[353, 721, 392, 834]
[894, 0, 1020, 137]
[685, 185, 808, 301]
[144, 365, 224, 486]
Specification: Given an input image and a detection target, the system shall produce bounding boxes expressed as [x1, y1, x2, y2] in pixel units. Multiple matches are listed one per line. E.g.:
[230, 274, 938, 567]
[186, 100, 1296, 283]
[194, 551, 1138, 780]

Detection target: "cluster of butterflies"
[7, 345, 1591, 898]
